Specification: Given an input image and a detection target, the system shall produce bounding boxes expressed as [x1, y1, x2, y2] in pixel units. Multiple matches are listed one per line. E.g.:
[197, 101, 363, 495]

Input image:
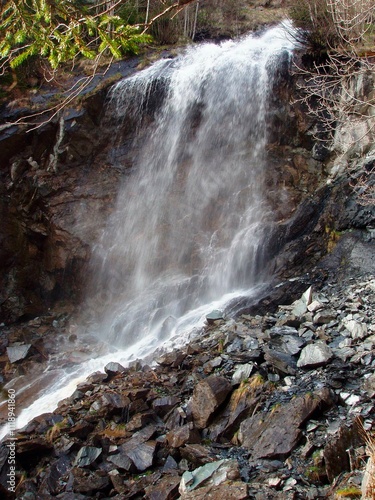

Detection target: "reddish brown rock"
[323, 421, 364, 482]
[144, 475, 181, 500]
[180, 444, 214, 465]
[191, 376, 232, 429]
[152, 396, 180, 417]
[166, 424, 201, 448]
[72, 468, 110, 494]
[238, 388, 335, 460]
[179, 481, 248, 499]
[209, 379, 263, 440]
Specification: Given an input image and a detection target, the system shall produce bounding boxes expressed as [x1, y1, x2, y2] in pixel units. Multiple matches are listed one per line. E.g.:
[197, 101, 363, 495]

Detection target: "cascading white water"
[88, 23, 295, 350]
[0, 23, 296, 440]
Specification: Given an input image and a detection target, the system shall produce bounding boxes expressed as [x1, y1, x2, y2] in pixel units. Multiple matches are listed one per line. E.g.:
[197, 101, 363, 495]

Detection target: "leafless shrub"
[289, 0, 375, 205]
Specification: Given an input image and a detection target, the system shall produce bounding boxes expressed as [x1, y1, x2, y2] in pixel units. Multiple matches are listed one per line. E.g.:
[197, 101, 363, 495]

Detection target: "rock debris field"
[1, 273, 375, 499]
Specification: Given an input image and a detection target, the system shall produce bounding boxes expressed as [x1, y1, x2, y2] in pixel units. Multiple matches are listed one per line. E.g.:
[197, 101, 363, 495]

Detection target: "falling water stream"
[0, 23, 296, 440]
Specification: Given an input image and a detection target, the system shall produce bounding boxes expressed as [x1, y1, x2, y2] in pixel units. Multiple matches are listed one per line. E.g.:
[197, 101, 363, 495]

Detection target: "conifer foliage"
[0, 0, 152, 75]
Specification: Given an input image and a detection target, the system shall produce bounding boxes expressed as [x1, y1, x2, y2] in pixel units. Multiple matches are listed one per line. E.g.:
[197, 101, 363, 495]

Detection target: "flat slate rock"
[297, 342, 333, 368]
[238, 388, 335, 460]
[7, 344, 31, 363]
[191, 376, 232, 429]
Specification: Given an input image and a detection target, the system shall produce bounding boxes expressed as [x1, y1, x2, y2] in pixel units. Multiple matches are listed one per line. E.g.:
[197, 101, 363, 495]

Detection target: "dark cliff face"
[0, 52, 372, 324]
[0, 89, 120, 322]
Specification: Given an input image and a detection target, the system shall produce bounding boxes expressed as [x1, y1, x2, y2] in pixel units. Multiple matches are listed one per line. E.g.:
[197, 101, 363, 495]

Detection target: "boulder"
[209, 380, 262, 440]
[123, 440, 157, 471]
[39, 455, 70, 495]
[269, 334, 305, 356]
[74, 446, 102, 467]
[231, 363, 254, 385]
[264, 348, 297, 375]
[307, 300, 323, 312]
[180, 444, 214, 465]
[152, 396, 180, 416]
[156, 351, 186, 367]
[179, 481, 248, 499]
[104, 362, 126, 377]
[144, 475, 181, 500]
[179, 459, 240, 495]
[67, 421, 95, 439]
[269, 326, 299, 337]
[323, 421, 364, 482]
[313, 310, 336, 325]
[72, 468, 110, 494]
[162, 455, 179, 473]
[90, 391, 130, 415]
[297, 342, 333, 368]
[342, 318, 368, 339]
[191, 376, 232, 429]
[6, 343, 31, 363]
[166, 424, 201, 448]
[206, 310, 224, 324]
[109, 424, 158, 472]
[238, 388, 335, 460]
[107, 449, 133, 471]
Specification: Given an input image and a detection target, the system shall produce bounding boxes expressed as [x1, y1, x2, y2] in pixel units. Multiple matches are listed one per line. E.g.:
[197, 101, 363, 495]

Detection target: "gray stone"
[179, 459, 239, 494]
[313, 310, 336, 325]
[124, 440, 157, 471]
[270, 335, 305, 356]
[244, 338, 259, 350]
[226, 338, 243, 353]
[343, 318, 368, 339]
[269, 325, 299, 337]
[332, 346, 356, 361]
[41, 455, 70, 495]
[203, 356, 223, 373]
[152, 396, 180, 416]
[74, 446, 102, 467]
[307, 300, 323, 313]
[264, 349, 297, 375]
[297, 342, 333, 368]
[104, 362, 126, 377]
[292, 299, 308, 317]
[206, 310, 224, 324]
[302, 286, 313, 306]
[231, 363, 254, 385]
[162, 455, 179, 473]
[363, 373, 375, 397]
[7, 343, 31, 363]
[107, 449, 133, 471]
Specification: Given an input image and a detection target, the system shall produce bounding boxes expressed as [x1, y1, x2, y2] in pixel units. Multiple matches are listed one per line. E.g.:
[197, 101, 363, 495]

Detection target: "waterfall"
[0, 23, 296, 440]
[85, 23, 295, 352]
